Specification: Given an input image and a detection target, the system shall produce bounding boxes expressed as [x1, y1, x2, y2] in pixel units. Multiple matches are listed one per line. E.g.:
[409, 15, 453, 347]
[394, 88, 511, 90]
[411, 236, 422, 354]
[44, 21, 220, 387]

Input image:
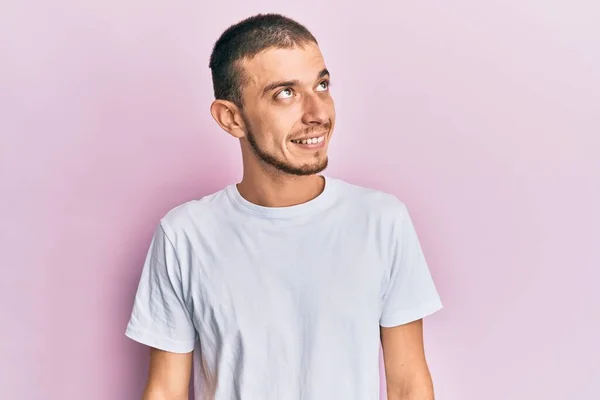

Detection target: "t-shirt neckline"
[226, 175, 337, 220]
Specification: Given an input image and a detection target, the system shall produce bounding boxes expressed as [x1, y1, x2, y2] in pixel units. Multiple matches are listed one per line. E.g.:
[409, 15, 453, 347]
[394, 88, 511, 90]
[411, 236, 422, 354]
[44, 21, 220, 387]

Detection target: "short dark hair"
[208, 13, 318, 108]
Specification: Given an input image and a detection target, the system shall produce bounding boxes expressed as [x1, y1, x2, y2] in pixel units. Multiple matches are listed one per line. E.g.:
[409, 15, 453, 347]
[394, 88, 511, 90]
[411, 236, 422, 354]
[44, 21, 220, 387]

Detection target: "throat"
[236, 175, 325, 208]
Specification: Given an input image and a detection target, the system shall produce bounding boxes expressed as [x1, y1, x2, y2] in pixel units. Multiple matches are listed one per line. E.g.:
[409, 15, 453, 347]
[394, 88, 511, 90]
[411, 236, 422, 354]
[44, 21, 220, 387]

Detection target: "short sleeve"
[125, 223, 196, 353]
[380, 203, 443, 327]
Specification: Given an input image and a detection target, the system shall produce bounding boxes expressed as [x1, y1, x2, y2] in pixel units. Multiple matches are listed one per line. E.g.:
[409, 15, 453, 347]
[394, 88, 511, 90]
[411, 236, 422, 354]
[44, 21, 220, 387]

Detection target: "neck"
[237, 170, 325, 208]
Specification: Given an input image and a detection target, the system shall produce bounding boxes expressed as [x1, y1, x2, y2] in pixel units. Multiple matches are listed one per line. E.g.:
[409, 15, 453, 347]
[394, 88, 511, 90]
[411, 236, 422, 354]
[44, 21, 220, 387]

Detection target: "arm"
[381, 319, 435, 400]
[379, 201, 442, 399]
[142, 348, 193, 400]
[125, 223, 197, 399]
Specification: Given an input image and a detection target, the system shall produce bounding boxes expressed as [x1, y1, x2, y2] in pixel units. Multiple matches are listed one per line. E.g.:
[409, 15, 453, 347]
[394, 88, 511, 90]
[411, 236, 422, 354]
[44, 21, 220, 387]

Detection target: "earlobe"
[210, 100, 246, 139]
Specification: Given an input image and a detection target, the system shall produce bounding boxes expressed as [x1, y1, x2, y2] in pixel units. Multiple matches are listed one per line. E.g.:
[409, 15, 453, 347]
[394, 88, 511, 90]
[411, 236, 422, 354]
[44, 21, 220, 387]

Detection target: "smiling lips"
[290, 135, 326, 150]
[291, 135, 326, 145]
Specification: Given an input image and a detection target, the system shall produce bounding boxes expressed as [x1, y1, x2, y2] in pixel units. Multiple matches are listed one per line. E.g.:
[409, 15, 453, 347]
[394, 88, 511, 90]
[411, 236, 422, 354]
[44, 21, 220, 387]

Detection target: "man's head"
[209, 14, 335, 176]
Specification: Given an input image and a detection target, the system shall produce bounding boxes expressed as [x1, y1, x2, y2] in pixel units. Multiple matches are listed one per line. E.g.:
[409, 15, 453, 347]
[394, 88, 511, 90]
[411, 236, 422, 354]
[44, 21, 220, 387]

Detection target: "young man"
[126, 13, 443, 400]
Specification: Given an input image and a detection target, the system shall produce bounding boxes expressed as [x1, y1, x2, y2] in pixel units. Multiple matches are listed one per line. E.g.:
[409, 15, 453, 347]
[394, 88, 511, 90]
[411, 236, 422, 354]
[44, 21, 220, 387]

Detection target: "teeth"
[292, 136, 325, 145]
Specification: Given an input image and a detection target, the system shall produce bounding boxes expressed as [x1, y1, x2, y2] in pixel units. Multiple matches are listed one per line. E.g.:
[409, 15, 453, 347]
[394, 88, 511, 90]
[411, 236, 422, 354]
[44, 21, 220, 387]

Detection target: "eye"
[316, 80, 330, 92]
[275, 88, 294, 99]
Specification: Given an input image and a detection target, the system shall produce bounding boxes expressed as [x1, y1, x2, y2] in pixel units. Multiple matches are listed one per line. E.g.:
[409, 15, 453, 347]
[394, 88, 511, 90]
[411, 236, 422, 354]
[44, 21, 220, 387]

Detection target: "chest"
[189, 221, 388, 331]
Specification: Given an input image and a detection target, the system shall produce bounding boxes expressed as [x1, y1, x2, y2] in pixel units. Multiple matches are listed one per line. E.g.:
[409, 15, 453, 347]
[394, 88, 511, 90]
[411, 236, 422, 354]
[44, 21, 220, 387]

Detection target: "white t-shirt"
[125, 176, 443, 399]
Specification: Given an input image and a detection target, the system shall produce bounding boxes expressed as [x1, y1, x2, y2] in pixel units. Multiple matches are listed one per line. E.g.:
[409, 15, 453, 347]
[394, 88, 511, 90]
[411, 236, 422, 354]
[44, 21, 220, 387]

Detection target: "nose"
[301, 93, 329, 126]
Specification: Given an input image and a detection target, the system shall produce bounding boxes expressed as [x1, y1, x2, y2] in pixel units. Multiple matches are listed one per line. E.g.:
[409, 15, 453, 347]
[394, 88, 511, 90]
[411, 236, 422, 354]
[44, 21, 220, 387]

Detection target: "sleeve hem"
[125, 323, 195, 354]
[379, 300, 443, 328]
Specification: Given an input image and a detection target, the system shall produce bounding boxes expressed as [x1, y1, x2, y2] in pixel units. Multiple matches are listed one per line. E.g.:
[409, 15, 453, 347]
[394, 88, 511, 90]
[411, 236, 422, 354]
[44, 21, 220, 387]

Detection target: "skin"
[142, 350, 191, 400]
[381, 319, 436, 399]
[142, 42, 435, 400]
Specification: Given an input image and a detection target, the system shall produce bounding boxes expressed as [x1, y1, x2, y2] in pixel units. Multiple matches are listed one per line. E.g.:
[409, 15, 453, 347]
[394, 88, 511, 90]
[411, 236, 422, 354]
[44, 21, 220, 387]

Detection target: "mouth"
[290, 134, 326, 148]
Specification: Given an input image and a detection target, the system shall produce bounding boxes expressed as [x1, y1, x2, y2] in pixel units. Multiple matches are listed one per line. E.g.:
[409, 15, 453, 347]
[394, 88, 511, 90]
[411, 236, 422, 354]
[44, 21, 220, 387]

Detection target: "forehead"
[240, 44, 326, 92]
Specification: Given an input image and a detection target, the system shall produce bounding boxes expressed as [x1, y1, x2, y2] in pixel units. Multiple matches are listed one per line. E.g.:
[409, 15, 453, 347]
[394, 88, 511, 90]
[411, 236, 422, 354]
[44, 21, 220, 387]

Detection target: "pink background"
[1, 1, 599, 399]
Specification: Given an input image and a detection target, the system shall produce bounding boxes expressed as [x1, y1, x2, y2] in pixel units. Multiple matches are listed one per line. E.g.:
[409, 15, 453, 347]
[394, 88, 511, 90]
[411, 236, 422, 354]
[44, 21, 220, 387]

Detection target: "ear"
[210, 100, 247, 139]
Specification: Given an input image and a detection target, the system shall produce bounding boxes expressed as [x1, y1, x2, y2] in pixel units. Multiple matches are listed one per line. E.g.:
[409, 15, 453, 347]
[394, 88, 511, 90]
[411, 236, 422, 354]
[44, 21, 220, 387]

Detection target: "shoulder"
[329, 177, 410, 220]
[157, 185, 233, 237]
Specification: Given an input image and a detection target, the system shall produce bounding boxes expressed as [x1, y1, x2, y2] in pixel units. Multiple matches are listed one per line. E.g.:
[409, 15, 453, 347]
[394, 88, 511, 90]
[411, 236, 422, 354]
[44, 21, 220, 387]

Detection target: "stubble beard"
[243, 114, 329, 177]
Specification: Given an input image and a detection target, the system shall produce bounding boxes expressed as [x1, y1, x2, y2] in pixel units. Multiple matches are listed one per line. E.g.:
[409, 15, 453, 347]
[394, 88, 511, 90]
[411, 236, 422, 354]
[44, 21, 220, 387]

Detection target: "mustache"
[295, 121, 332, 137]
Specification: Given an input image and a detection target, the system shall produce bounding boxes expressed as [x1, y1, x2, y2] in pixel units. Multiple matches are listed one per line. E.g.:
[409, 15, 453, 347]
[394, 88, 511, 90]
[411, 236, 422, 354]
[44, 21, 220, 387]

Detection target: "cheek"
[269, 111, 299, 143]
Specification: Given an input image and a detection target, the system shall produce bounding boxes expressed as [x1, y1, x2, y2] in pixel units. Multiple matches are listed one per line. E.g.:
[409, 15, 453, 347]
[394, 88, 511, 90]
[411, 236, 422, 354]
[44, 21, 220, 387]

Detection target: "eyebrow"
[262, 68, 330, 97]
